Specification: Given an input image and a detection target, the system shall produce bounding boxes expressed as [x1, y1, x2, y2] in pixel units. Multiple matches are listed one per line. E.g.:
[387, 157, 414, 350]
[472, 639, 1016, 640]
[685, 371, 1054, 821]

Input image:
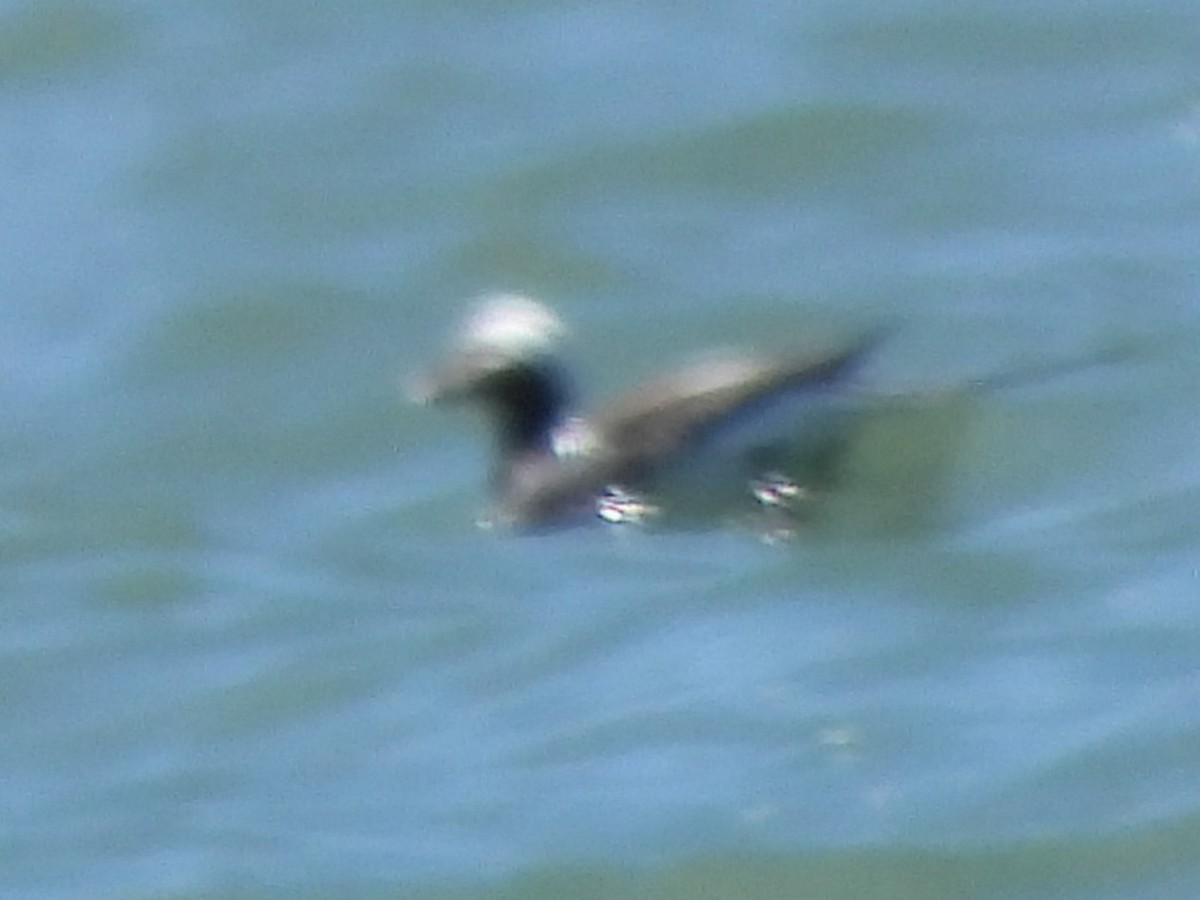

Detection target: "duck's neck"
[485, 360, 573, 489]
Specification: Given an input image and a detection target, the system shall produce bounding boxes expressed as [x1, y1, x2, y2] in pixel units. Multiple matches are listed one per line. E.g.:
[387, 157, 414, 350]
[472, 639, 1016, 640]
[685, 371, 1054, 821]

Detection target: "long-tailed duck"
[412, 294, 882, 529]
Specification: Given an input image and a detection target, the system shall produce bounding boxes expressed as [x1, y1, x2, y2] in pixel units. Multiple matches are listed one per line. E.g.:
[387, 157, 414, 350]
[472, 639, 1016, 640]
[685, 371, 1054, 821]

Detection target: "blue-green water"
[2, 1, 1199, 897]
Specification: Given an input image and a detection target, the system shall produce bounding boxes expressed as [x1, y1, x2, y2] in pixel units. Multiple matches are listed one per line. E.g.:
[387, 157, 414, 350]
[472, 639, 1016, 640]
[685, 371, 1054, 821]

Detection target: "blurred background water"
[1, 0, 1198, 897]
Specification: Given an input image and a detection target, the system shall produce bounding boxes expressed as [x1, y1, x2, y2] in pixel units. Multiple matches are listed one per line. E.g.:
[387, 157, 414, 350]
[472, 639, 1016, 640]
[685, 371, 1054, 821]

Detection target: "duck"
[412, 293, 882, 530]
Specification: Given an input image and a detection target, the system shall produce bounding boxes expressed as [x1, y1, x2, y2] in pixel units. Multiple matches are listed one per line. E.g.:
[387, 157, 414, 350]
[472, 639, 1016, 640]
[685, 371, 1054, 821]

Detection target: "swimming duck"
[413, 293, 881, 529]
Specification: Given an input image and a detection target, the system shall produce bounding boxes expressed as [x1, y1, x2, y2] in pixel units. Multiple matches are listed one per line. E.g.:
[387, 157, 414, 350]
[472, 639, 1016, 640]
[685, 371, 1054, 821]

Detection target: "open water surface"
[1, 0, 1199, 897]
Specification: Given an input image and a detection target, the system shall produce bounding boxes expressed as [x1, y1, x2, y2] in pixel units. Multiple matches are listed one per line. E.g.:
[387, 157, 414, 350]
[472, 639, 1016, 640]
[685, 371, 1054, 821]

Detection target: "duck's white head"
[457, 293, 565, 360]
[412, 293, 576, 477]
[411, 293, 567, 406]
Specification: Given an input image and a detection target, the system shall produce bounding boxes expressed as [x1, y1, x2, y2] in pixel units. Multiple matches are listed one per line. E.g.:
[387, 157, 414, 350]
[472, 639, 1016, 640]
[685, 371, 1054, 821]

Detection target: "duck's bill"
[407, 349, 499, 405]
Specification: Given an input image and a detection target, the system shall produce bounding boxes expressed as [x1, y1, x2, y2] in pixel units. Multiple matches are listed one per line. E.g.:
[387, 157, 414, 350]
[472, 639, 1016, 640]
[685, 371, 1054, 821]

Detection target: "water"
[1, 0, 1198, 897]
